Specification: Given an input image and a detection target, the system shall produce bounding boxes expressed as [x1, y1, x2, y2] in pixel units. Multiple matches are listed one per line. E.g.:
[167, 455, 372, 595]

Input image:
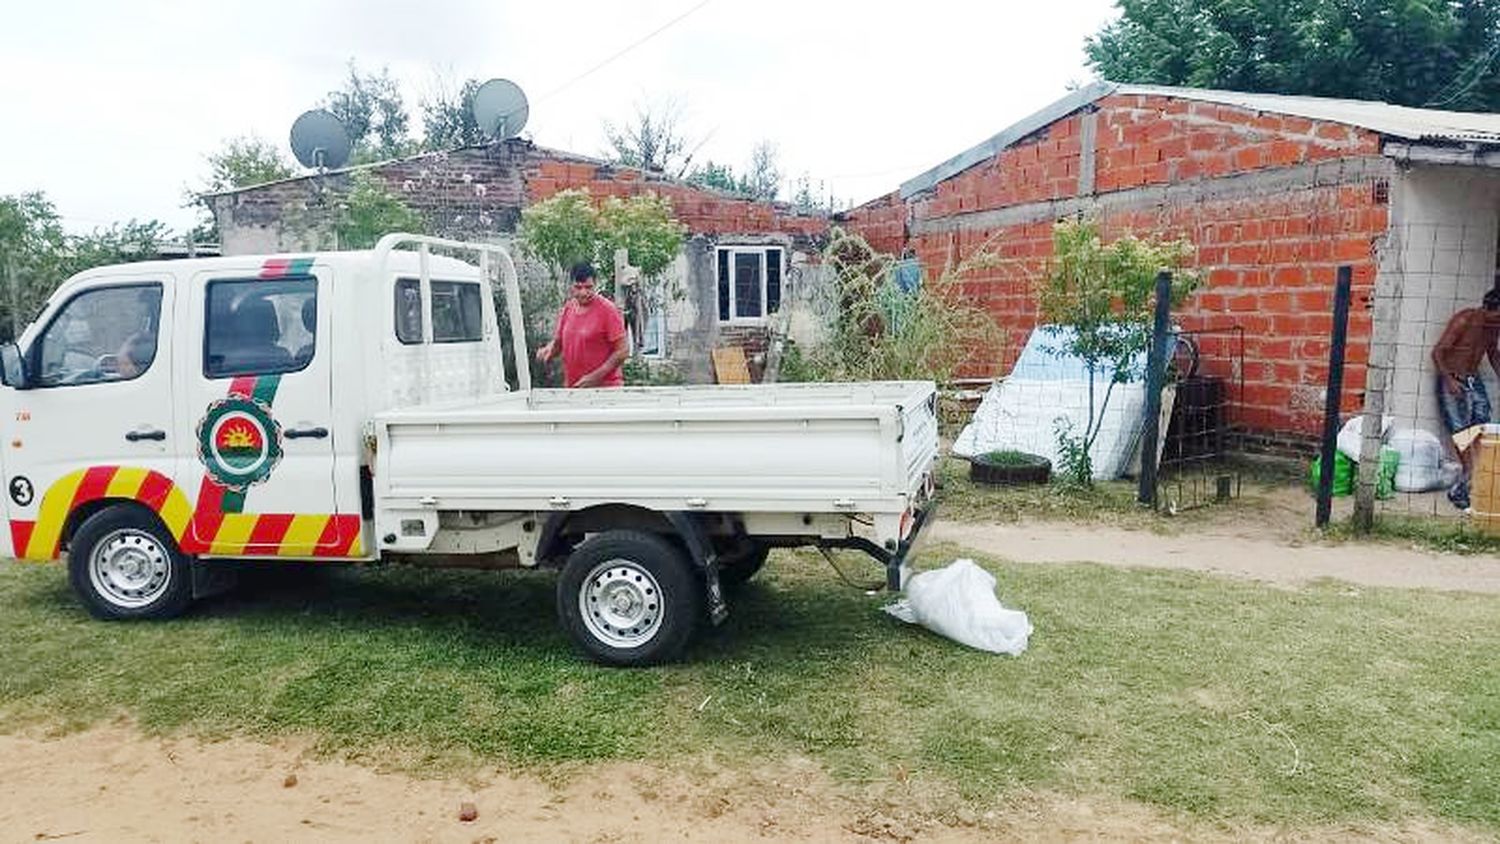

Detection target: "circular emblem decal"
[196, 397, 283, 491]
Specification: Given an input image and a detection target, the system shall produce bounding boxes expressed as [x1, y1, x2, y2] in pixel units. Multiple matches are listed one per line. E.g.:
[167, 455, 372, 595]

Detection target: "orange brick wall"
[844, 93, 1390, 437]
[525, 155, 827, 241]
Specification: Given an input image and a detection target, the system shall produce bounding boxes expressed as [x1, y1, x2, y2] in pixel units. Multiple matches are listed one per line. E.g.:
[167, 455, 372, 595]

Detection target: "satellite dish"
[471, 79, 530, 140]
[289, 109, 352, 170]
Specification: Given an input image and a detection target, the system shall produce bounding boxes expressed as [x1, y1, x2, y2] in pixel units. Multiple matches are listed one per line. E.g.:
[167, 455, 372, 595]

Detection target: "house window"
[716, 246, 783, 321]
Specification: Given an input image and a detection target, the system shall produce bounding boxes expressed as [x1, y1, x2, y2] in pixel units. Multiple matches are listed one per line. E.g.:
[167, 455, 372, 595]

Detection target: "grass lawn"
[2, 548, 1498, 834]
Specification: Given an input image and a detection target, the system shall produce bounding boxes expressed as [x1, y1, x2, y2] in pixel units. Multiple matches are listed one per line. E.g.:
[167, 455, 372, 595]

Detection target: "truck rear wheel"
[557, 530, 700, 667]
[68, 505, 193, 621]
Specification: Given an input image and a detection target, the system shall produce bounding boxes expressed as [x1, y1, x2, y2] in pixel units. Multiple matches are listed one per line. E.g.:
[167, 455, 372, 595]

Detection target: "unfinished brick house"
[842, 82, 1500, 450]
[207, 139, 829, 382]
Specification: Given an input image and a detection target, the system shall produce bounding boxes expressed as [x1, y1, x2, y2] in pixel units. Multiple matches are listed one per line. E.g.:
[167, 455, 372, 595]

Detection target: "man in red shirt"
[536, 262, 628, 388]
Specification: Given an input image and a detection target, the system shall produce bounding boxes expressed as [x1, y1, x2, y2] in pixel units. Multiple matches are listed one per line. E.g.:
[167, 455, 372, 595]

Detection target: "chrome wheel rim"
[578, 558, 664, 649]
[88, 528, 171, 609]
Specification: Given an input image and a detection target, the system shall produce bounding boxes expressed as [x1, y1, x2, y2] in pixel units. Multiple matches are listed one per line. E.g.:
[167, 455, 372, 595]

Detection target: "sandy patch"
[0, 727, 1486, 843]
[930, 518, 1500, 594]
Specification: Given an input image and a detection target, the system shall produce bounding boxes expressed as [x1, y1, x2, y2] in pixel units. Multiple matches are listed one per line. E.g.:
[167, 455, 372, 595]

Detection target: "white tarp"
[953, 325, 1165, 480]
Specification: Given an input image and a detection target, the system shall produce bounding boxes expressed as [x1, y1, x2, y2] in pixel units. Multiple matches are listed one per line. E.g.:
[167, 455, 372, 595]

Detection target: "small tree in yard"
[516, 189, 686, 384]
[1039, 218, 1196, 487]
[334, 171, 426, 249]
[518, 188, 685, 287]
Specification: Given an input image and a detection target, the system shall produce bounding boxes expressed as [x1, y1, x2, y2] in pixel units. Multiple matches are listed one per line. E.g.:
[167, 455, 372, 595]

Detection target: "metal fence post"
[1315, 265, 1354, 528]
[1138, 271, 1173, 506]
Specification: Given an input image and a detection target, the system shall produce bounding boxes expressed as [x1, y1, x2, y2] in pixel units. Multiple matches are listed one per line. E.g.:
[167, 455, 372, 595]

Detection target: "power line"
[539, 0, 713, 104]
[1425, 35, 1500, 108]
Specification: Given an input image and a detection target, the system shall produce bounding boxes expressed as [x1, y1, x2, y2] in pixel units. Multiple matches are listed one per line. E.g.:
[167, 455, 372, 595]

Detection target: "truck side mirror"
[0, 343, 33, 390]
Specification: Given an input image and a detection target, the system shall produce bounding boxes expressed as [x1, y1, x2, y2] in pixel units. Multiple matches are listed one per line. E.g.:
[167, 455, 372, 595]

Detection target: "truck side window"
[34, 284, 162, 388]
[394, 278, 482, 344]
[394, 279, 422, 344]
[205, 278, 316, 378]
[432, 281, 482, 342]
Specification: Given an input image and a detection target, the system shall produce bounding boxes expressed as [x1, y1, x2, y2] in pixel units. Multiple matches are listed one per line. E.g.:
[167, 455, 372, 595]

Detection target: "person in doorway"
[536, 262, 628, 388]
[1432, 287, 1500, 509]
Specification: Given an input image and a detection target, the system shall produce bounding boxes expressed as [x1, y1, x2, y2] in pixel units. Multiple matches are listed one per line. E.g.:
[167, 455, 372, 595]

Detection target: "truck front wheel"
[68, 505, 193, 620]
[557, 530, 701, 667]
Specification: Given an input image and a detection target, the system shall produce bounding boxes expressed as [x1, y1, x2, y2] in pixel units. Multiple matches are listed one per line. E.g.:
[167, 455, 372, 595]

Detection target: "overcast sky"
[0, 0, 1120, 235]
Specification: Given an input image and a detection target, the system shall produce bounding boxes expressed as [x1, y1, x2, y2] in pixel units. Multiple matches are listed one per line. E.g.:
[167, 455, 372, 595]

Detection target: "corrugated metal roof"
[1118, 84, 1500, 145]
[898, 82, 1500, 199]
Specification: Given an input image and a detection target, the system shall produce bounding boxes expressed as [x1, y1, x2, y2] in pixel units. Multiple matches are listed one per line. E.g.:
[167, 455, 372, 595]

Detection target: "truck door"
[1, 277, 175, 560]
[175, 260, 356, 558]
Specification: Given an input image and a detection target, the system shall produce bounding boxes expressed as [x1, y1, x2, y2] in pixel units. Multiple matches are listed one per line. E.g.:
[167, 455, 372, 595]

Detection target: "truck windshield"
[34, 283, 162, 387]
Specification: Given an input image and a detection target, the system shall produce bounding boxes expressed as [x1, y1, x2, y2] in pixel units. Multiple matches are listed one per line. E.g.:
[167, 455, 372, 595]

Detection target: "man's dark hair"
[570, 262, 596, 283]
[1485, 288, 1500, 310]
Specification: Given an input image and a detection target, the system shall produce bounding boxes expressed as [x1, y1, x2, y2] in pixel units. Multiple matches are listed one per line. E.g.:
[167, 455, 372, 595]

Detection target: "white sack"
[1335, 415, 1394, 462]
[1386, 426, 1461, 492]
[883, 559, 1032, 656]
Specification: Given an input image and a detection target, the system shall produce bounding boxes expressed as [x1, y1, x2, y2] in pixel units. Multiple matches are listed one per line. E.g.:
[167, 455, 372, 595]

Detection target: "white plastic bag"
[883, 559, 1032, 655]
[1387, 426, 1458, 492]
[1335, 414, 1394, 462]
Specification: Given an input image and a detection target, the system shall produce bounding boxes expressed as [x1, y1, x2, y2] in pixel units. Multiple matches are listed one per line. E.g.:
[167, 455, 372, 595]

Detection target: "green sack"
[1376, 446, 1400, 500]
[1309, 448, 1400, 499]
[1309, 452, 1355, 496]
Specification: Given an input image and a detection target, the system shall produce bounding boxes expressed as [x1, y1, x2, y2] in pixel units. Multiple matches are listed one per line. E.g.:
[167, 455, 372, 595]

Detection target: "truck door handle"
[125, 429, 166, 442]
[285, 427, 329, 440]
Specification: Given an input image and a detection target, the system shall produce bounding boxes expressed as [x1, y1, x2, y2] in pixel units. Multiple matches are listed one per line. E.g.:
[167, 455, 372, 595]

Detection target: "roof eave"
[898, 80, 1118, 199]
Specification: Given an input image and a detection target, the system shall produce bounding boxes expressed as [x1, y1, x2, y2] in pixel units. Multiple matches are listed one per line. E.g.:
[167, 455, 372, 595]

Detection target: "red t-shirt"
[555, 295, 626, 387]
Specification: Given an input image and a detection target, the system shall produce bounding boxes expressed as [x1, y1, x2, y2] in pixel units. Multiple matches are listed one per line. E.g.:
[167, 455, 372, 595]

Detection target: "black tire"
[557, 530, 701, 667]
[715, 539, 770, 588]
[67, 505, 193, 621]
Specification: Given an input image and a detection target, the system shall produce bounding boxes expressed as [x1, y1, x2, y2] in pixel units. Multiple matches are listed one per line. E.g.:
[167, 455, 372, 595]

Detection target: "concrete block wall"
[842, 92, 1393, 437]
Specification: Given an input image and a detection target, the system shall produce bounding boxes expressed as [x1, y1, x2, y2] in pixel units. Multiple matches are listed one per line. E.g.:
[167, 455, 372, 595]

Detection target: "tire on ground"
[67, 504, 193, 621]
[556, 529, 701, 667]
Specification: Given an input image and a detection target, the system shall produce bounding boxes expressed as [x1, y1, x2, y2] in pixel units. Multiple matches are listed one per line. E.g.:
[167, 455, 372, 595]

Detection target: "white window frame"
[717, 246, 783, 323]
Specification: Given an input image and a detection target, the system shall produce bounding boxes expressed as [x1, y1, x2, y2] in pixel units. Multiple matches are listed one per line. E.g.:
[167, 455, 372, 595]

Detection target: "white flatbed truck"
[0, 235, 937, 665]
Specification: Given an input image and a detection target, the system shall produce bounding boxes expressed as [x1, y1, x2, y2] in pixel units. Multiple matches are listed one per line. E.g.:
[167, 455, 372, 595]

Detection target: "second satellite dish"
[290, 109, 352, 170]
[471, 79, 529, 140]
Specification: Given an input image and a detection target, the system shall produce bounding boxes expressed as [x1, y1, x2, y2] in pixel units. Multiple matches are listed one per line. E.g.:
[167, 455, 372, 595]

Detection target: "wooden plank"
[712, 346, 752, 384]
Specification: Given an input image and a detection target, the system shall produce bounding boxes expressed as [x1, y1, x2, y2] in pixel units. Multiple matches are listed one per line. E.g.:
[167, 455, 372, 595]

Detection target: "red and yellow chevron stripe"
[8, 466, 363, 561]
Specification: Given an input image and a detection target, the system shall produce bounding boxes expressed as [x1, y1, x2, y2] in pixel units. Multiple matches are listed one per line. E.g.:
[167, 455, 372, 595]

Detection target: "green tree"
[203, 135, 296, 192]
[0, 193, 68, 337]
[326, 61, 416, 163]
[741, 141, 781, 201]
[189, 135, 296, 243]
[1086, 0, 1500, 110]
[603, 100, 695, 176]
[516, 189, 603, 278]
[686, 141, 783, 200]
[333, 171, 425, 249]
[597, 193, 687, 280]
[686, 160, 741, 193]
[0, 193, 171, 339]
[1039, 218, 1197, 486]
[421, 77, 487, 150]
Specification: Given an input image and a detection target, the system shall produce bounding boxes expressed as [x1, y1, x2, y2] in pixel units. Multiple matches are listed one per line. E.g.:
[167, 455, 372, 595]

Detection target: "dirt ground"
[6, 491, 1498, 841]
[932, 512, 1500, 594]
[0, 726, 1485, 843]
